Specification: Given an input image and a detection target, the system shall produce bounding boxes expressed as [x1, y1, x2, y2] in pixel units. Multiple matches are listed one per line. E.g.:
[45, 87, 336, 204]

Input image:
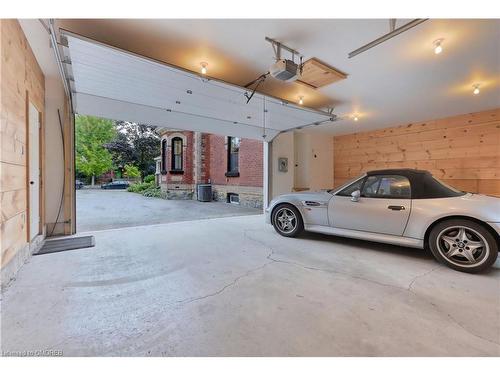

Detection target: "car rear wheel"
[429, 219, 498, 273]
[272, 204, 304, 237]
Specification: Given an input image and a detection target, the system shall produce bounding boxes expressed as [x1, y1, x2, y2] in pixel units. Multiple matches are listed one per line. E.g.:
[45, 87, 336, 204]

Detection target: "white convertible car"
[266, 169, 500, 273]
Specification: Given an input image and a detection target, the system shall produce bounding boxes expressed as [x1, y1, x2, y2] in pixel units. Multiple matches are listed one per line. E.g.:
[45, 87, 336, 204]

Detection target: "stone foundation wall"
[158, 182, 262, 208]
[161, 183, 195, 200]
[211, 185, 263, 209]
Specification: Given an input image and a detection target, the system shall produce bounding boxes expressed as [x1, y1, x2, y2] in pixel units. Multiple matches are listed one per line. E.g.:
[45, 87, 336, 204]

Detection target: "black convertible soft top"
[366, 169, 465, 199]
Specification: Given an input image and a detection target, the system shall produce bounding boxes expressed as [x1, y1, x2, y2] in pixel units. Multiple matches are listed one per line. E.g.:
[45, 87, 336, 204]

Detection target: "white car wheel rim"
[436, 226, 489, 268]
[275, 208, 297, 234]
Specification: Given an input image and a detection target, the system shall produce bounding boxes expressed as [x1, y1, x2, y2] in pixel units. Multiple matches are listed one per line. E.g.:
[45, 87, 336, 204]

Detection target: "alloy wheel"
[275, 207, 298, 234]
[436, 226, 489, 267]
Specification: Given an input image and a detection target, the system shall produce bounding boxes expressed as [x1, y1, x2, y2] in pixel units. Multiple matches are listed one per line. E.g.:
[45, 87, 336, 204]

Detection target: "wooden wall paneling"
[334, 109, 499, 144]
[333, 109, 500, 196]
[1, 212, 27, 267]
[1, 190, 26, 222]
[1, 19, 45, 273]
[0, 163, 27, 193]
[478, 179, 500, 196]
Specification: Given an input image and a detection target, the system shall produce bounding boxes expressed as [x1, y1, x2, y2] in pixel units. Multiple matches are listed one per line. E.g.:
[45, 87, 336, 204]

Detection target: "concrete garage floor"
[76, 189, 261, 231]
[2, 215, 499, 356]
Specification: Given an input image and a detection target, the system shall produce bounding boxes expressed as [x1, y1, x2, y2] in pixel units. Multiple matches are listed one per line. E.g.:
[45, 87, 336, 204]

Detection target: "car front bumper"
[265, 207, 272, 224]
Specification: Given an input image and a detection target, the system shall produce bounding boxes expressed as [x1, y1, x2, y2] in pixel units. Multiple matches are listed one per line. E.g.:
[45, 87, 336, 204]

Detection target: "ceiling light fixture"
[299, 96, 304, 105]
[473, 84, 480, 95]
[200, 62, 208, 75]
[433, 39, 444, 55]
[353, 116, 359, 122]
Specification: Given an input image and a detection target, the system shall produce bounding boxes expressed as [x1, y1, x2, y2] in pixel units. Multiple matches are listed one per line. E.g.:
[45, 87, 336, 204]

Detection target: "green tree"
[104, 121, 160, 181]
[75, 115, 116, 186]
[124, 164, 140, 179]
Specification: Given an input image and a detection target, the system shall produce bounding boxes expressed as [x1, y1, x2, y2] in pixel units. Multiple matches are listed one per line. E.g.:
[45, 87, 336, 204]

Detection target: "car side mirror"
[351, 190, 360, 202]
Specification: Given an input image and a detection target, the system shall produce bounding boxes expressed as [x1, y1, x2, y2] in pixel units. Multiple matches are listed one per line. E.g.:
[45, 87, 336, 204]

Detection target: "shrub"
[143, 174, 155, 183]
[142, 186, 165, 199]
[127, 181, 154, 193]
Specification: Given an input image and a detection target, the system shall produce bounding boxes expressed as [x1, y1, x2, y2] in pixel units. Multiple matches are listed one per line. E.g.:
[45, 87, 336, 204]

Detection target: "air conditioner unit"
[269, 59, 300, 82]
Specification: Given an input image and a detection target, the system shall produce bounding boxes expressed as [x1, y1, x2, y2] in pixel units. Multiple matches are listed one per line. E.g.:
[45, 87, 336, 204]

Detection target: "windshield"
[327, 175, 364, 194]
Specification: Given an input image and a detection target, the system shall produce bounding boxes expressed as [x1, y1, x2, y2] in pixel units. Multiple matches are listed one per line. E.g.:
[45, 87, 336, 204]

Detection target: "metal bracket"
[389, 19, 397, 32]
[59, 35, 69, 48]
[265, 36, 303, 62]
[271, 40, 281, 60]
[243, 72, 269, 104]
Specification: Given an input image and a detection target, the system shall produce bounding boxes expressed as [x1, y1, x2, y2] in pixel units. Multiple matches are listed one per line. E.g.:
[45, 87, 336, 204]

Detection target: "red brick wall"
[200, 133, 210, 183]
[159, 131, 263, 188]
[208, 134, 263, 187]
[162, 131, 195, 185]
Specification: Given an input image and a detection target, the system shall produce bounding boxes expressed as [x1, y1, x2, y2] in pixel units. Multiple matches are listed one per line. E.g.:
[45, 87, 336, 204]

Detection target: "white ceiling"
[62, 33, 334, 141]
[58, 19, 500, 135]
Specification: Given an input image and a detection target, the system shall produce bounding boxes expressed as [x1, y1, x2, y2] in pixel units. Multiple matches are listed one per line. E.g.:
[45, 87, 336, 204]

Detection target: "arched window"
[225, 136, 240, 177]
[161, 139, 167, 173]
[171, 137, 183, 171]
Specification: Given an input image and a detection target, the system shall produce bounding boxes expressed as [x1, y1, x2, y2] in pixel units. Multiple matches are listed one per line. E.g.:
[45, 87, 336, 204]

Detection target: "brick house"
[156, 129, 263, 208]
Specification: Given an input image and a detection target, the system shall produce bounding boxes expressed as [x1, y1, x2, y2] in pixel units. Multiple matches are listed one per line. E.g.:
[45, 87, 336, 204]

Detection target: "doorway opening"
[75, 115, 263, 232]
[28, 102, 41, 241]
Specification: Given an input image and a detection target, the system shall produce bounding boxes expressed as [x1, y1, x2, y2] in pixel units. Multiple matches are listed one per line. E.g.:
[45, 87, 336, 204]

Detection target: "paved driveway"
[2, 215, 499, 356]
[76, 188, 261, 232]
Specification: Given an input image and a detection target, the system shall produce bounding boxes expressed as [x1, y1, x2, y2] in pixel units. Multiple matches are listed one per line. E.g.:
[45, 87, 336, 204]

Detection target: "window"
[423, 175, 465, 198]
[161, 139, 167, 173]
[336, 178, 364, 197]
[171, 137, 183, 172]
[227, 193, 240, 204]
[226, 136, 240, 177]
[361, 175, 410, 199]
[361, 176, 380, 197]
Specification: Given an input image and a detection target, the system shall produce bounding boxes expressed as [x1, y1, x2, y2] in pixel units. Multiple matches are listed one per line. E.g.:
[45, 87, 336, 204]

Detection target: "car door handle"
[388, 205, 405, 211]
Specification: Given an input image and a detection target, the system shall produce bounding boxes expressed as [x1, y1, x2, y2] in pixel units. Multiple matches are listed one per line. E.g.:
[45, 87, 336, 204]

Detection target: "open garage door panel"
[61, 31, 335, 141]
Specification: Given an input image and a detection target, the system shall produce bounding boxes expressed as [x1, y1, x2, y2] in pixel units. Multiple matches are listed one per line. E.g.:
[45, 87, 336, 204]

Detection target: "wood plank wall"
[1, 20, 45, 268]
[333, 108, 500, 196]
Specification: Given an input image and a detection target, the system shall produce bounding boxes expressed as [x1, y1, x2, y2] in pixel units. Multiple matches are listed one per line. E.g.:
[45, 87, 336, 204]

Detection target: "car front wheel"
[272, 204, 304, 237]
[429, 219, 498, 273]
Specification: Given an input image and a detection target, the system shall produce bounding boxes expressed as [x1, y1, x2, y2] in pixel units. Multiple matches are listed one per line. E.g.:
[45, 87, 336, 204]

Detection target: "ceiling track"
[348, 19, 428, 59]
[265, 36, 302, 61]
[47, 20, 72, 102]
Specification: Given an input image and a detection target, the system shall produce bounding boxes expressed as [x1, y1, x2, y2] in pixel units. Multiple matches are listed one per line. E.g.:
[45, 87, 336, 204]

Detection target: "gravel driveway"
[76, 188, 261, 232]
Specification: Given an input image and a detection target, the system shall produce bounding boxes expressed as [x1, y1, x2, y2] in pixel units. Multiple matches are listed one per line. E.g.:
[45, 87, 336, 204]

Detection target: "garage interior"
[1, 18, 499, 356]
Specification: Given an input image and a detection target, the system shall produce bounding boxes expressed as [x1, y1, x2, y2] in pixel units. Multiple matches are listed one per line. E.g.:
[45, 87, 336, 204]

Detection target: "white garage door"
[60, 31, 336, 141]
